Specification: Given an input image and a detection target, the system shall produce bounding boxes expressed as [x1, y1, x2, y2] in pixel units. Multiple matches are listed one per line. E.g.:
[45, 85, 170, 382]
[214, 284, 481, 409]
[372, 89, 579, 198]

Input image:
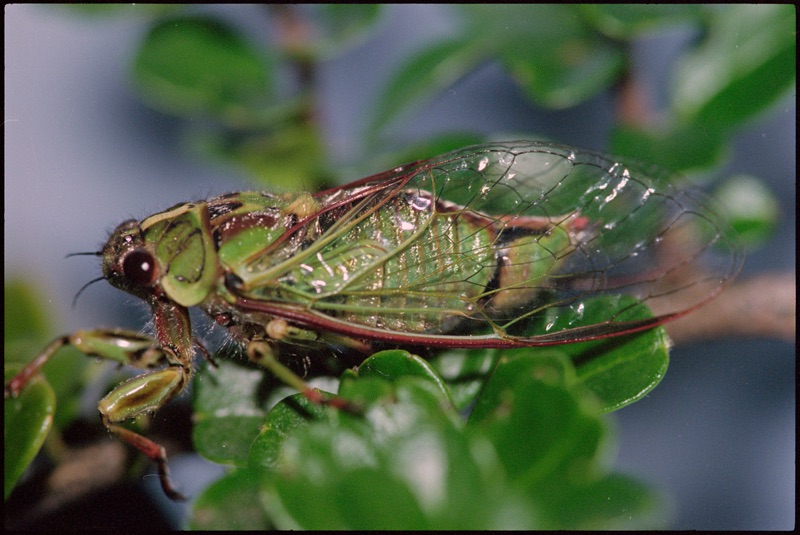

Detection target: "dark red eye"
[122, 249, 157, 286]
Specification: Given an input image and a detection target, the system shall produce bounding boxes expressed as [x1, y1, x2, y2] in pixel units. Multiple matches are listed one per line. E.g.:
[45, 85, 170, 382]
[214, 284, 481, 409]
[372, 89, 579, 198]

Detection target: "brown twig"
[666, 272, 796, 344]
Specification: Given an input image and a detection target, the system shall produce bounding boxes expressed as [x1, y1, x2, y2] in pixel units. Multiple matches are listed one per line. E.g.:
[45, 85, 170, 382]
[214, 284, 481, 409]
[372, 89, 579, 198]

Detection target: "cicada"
[5, 141, 741, 499]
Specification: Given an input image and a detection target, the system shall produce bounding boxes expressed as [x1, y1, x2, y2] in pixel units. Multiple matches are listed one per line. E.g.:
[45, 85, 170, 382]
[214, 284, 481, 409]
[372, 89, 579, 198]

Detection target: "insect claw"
[194, 339, 217, 368]
[157, 460, 188, 502]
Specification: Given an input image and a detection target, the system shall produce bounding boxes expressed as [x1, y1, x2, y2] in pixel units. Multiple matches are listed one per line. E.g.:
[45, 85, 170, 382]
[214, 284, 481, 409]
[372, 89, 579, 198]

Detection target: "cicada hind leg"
[246, 320, 363, 413]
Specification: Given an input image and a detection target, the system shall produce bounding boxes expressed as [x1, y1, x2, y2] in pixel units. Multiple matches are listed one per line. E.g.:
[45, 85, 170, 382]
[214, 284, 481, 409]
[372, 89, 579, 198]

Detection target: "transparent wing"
[236, 141, 743, 347]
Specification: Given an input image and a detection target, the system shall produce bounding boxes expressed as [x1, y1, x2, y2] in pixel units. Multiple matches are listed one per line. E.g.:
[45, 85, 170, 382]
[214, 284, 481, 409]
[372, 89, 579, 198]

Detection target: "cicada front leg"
[98, 364, 190, 500]
[5, 329, 168, 396]
[5, 328, 191, 500]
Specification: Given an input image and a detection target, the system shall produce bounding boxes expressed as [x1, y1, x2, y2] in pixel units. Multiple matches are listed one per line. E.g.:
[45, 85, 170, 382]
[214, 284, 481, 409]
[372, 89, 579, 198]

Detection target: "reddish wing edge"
[233, 292, 716, 349]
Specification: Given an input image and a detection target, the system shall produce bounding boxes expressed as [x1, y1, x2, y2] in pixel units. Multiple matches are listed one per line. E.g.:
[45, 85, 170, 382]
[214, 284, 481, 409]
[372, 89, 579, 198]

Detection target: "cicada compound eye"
[122, 249, 157, 287]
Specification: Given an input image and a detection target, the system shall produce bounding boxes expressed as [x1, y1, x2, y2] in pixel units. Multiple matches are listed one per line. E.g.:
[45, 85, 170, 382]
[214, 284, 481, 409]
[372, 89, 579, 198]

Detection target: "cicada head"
[102, 202, 219, 308]
[101, 219, 161, 302]
[101, 213, 199, 363]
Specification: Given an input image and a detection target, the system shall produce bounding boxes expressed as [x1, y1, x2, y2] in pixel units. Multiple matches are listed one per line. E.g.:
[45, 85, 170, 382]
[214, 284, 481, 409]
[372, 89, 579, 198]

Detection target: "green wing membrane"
[230, 142, 742, 343]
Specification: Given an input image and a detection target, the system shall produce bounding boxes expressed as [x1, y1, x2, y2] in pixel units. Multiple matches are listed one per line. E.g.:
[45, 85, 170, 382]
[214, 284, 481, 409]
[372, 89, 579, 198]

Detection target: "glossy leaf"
[4, 367, 55, 500]
[206, 122, 329, 191]
[4, 280, 86, 430]
[4, 281, 49, 360]
[133, 15, 271, 122]
[301, 4, 383, 60]
[457, 4, 625, 102]
[206, 344, 665, 528]
[56, 4, 178, 18]
[538, 295, 671, 412]
[355, 349, 454, 406]
[263, 377, 528, 529]
[610, 122, 727, 173]
[428, 347, 498, 412]
[193, 360, 271, 466]
[672, 4, 796, 131]
[534, 472, 665, 529]
[713, 174, 780, 251]
[466, 4, 625, 108]
[468, 351, 604, 483]
[369, 132, 487, 172]
[248, 392, 331, 472]
[467, 352, 664, 528]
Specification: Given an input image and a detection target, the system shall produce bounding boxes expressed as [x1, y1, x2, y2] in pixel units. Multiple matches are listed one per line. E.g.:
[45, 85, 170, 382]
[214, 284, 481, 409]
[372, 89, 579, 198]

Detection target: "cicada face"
[101, 219, 159, 303]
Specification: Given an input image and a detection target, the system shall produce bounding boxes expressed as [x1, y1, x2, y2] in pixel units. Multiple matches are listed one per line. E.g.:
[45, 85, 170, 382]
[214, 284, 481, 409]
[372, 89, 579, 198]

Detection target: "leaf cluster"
[186, 294, 669, 529]
[190, 350, 666, 528]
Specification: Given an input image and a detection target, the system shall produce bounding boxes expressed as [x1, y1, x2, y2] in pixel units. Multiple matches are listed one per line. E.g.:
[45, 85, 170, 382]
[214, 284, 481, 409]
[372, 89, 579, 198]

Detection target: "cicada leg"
[5, 329, 190, 500]
[5, 329, 168, 397]
[246, 339, 357, 412]
[98, 366, 190, 500]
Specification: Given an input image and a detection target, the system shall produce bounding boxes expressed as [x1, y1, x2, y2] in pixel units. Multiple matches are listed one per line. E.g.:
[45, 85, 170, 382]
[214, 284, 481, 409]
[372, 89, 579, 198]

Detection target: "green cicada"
[5, 141, 741, 499]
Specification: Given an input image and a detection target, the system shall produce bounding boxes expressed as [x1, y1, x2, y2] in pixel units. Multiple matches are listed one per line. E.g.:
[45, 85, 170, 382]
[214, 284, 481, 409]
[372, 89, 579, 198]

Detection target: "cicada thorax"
[138, 201, 218, 307]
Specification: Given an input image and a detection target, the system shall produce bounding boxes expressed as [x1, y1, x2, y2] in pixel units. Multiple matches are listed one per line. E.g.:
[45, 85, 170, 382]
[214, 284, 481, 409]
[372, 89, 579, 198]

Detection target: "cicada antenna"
[66, 251, 103, 258]
[66, 251, 105, 309]
[71, 276, 105, 309]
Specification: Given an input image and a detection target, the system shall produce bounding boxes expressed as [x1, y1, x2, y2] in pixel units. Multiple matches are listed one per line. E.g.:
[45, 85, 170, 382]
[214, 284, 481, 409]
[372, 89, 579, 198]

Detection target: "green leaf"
[468, 351, 604, 486]
[368, 37, 488, 135]
[248, 393, 330, 472]
[440, 293, 671, 415]
[54, 4, 180, 18]
[610, 122, 727, 173]
[354, 349, 454, 407]
[580, 4, 704, 39]
[132, 15, 271, 122]
[467, 352, 664, 528]
[462, 5, 625, 108]
[384, 132, 487, 166]
[361, 132, 486, 177]
[534, 472, 666, 529]
[190, 468, 276, 530]
[303, 4, 383, 60]
[537, 295, 670, 412]
[4, 280, 50, 356]
[672, 4, 796, 131]
[713, 174, 780, 251]
[4, 280, 86, 429]
[194, 121, 330, 191]
[197, 345, 663, 528]
[4, 367, 55, 500]
[193, 360, 271, 466]
[428, 347, 498, 412]
[264, 378, 512, 529]
[572, 332, 670, 413]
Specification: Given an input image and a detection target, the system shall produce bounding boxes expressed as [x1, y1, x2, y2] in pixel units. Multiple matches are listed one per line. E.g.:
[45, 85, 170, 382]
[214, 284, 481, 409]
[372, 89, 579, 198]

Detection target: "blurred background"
[5, 4, 794, 529]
